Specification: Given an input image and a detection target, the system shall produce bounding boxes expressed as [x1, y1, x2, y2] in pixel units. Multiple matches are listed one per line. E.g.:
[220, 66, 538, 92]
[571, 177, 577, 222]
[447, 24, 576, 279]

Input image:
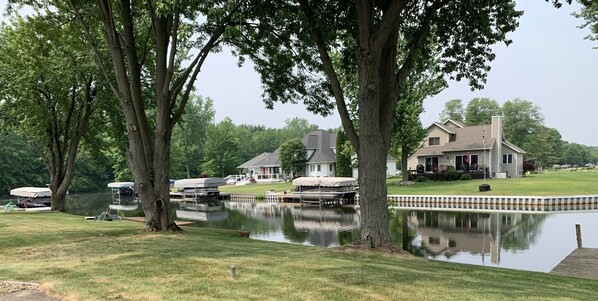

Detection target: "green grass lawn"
[1, 212, 597, 300]
[220, 169, 598, 196]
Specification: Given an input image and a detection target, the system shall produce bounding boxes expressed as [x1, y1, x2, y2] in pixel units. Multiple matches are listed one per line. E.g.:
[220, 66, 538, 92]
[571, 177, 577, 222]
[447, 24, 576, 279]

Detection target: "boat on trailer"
[107, 182, 140, 211]
[8, 187, 52, 211]
[293, 177, 358, 205]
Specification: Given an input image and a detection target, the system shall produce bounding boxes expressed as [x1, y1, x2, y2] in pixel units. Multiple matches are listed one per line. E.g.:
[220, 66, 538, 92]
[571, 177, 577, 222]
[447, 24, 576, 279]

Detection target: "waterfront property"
[408, 116, 526, 178]
[237, 129, 398, 181]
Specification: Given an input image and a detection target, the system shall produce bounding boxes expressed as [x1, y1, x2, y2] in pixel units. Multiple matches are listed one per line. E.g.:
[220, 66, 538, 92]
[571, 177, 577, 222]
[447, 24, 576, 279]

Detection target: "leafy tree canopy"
[279, 138, 307, 178]
[440, 99, 465, 122]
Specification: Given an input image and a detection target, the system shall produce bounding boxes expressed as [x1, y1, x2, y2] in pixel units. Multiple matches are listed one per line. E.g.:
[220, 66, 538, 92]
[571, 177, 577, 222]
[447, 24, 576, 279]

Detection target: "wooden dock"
[121, 217, 195, 227]
[550, 248, 598, 280]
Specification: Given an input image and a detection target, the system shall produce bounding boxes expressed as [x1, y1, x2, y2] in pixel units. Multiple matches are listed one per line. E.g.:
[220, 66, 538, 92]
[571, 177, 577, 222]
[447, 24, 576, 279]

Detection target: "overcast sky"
[2, 1, 597, 146]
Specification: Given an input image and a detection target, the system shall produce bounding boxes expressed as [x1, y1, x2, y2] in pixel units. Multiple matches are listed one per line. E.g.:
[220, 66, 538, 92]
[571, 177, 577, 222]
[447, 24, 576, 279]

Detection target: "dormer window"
[429, 137, 440, 146]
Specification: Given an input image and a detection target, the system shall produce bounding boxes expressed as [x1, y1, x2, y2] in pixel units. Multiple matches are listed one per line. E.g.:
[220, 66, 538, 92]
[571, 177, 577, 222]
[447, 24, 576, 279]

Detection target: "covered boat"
[171, 178, 226, 198]
[9, 187, 52, 209]
[292, 177, 358, 204]
[107, 182, 140, 211]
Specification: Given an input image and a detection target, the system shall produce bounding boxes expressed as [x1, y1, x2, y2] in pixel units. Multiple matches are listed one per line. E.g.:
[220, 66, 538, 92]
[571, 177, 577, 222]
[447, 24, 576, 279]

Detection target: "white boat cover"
[107, 182, 135, 188]
[292, 177, 357, 187]
[173, 178, 226, 188]
[9, 187, 52, 198]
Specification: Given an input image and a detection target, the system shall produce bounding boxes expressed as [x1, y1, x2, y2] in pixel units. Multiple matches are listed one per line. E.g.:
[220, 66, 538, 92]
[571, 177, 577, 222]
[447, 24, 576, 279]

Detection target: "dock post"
[576, 224, 582, 249]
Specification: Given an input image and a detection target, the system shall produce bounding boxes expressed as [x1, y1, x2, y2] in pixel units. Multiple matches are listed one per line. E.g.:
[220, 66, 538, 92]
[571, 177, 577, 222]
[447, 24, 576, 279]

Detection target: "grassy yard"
[1, 212, 597, 300]
[220, 169, 598, 196]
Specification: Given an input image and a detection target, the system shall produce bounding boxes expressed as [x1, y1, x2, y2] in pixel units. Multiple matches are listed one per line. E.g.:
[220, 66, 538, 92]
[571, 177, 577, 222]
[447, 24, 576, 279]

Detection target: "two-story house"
[407, 116, 526, 178]
[238, 129, 397, 180]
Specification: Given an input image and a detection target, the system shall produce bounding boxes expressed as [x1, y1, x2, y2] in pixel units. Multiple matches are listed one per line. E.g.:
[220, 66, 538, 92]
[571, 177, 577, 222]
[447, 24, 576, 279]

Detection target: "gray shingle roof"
[237, 152, 280, 169]
[411, 121, 527, 157]
[304, 130, 337, 163]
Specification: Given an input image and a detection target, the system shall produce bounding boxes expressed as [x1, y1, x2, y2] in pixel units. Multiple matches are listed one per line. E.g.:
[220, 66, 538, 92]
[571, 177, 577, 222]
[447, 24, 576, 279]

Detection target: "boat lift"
[107, 182, 139, 211]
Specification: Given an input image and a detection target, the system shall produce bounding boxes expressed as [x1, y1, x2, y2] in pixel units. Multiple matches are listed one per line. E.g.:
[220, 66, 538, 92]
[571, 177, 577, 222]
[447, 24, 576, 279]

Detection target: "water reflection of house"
[224, 202, 285, 227]
[408, 211, 522, 264]
[289, 206, 360, 232]
[175, 210, 228, 222]
[224, 202, 359, 247]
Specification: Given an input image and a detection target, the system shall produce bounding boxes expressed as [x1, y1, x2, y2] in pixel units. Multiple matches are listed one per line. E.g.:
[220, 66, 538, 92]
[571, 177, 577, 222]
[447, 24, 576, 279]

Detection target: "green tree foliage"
[575, 0, 598, 46]
[502, 99, 544, 152]
[234, 118, 317, 166]
[335, 129, 352, 177]
[562, 143, 592, 166]
[0, 14, 106, 211]
[392, 61, 445, 181]
[70, 148, 113, 193]
[524, 126, 566, 167]
[280, 118, 319, 142]
[32, 0, 251, 230]
[170, 96, 215, 179]
[201, 118, 241, 177]
[440, 99, 465, 122]
[465, 98, 502, 125]
[237, 0, 522, 248]
[0, 132, 48, 196]
[278, 138, 307, 178]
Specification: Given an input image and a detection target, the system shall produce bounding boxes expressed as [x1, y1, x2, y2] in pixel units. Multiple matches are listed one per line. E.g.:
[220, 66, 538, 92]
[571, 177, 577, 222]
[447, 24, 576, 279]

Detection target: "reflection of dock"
[550, 248, 598, 280]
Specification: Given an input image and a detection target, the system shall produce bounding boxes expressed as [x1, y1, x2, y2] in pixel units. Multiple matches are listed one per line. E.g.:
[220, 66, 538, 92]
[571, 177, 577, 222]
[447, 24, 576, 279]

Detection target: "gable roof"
[237, 152, 280, 169]
[503, 140, 526, 154]
[428, 122, 455, 134]
[443, 119, 465, 128]
[411, 124, 497, 157]
[304, 130, 337, 163]
[411, 120, 526, 158]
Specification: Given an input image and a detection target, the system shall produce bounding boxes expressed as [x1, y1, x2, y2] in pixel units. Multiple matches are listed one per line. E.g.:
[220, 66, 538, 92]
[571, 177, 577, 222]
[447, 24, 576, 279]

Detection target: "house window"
[455, 154, 479, 171]
[503, 154, 513, 164]
[428, 237, 440, 245]
[449, 134, 456, 142]
[425, 157, 439, 172]
[429, 137, 440, 146]
[317, 164, 321, 172]
[309, 165, 314, 172]
[329, 164, 333, 171]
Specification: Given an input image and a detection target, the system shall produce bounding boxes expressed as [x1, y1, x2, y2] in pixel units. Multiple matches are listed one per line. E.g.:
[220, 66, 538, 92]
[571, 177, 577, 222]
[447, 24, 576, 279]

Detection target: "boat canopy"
[9, 187, 52, 198]
[107, 182, 135, 188]
[292, 177, 357, 187]
[173, 178, 226, 188]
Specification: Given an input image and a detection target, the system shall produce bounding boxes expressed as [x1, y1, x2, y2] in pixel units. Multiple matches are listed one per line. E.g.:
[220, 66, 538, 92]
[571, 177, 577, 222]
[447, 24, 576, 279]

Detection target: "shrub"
[445, 166, 460, 181]
[255, 193, 265, 202]
[416, 176, 428, 182]
[460, 173, 472, 181]
[523, 161, 535, 173]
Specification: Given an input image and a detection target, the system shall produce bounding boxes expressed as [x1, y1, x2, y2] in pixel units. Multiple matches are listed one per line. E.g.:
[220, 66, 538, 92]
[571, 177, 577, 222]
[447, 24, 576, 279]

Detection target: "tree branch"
[298, 0, 358, 150]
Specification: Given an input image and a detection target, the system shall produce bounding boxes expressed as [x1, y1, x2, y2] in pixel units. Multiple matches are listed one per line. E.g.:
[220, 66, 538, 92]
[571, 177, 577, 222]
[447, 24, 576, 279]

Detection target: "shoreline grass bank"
[219, 170, 598, 196]
[1, 213, 597, 300]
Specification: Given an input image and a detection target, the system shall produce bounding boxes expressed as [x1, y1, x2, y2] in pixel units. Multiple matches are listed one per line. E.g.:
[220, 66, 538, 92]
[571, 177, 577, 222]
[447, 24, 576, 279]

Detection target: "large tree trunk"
[402, 143, 410, 182]
[51, 188, 68, 212]
[356, 134, 393, 248]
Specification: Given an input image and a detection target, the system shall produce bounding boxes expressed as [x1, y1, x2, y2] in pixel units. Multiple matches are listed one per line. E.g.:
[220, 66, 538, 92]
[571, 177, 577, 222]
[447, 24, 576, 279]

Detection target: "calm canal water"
[3, 193, 597, 273]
